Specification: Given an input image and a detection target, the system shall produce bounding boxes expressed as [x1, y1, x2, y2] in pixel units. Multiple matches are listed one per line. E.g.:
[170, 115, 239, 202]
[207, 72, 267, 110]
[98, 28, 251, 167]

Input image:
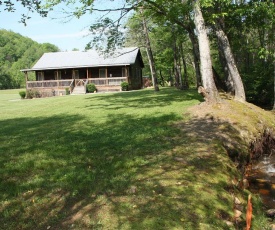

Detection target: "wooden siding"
[35, 66, 131, 81]
[31, 64, 142, 93]
[129, 57, 143, 90]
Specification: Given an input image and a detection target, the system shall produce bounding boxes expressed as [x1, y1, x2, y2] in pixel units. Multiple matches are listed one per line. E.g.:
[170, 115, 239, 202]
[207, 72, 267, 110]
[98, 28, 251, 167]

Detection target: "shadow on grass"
[84, 88, 204, 110]
[0, 106, 246, 229]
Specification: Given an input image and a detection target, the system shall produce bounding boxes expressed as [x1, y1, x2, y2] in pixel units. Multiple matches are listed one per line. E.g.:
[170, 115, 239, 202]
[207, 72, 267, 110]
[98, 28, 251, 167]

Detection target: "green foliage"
[0, 29, 59, 89]
[0, 71, 13, 89]
[207, 0, 275, 106]
[19, 91, 26, 99]
[86, 83, 97, 93]
[26, 89, 41, 99]
[65, 87, 70, 95]
[1, 0, 48, 25]
[121, 81, 129, 91]
[125, 10, 195, 88]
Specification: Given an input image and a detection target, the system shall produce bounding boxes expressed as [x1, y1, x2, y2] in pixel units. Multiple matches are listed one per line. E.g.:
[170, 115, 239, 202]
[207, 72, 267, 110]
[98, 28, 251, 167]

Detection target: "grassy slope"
[0, 88, 274, 229]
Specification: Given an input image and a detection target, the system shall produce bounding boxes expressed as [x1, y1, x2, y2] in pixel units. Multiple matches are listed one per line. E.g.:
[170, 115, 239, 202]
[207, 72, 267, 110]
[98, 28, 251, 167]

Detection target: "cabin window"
[54, 71, 61, 80]
[72, 70, 79, 79]
[122, 67, 128, 77]
[37, 72, 44, 81]
[99, 68, 107, 78]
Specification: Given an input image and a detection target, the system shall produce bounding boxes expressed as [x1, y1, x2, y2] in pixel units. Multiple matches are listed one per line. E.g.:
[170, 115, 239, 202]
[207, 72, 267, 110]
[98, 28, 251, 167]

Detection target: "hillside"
[0, 29, 59, 89]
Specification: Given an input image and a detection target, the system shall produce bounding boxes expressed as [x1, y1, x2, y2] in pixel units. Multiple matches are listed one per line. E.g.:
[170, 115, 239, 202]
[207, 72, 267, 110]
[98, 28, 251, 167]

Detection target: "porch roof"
[21, 47, 143, 72]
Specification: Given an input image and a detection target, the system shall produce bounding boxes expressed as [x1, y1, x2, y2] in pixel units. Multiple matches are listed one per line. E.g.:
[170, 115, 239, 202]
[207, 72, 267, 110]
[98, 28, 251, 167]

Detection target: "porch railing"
[87, 77, 127, 86]
[26, 77, 127, 89]
[27, 79, 73, 89]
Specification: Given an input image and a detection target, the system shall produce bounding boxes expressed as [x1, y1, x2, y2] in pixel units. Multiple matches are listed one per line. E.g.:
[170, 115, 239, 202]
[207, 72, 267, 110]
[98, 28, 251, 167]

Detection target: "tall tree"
[140, 8, 159, 91]
[214, 22, 246, 102]
[180, 43, 189, 89]
[193, 1, 220, 103]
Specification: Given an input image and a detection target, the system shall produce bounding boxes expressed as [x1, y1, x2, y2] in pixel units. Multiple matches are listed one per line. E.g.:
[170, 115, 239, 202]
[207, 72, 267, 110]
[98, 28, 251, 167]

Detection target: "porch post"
[86, 68, 88, 79]
[24, 71, 28, 90]
[126, 66, 129, 83]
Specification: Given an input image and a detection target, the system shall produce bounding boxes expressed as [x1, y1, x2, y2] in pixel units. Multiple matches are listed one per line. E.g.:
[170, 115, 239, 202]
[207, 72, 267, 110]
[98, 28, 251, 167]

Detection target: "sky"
[0, 0, 129, 51]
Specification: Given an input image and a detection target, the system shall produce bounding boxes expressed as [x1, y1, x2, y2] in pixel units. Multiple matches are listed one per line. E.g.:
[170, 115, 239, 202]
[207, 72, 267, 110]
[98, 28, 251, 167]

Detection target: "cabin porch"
[25, 77, 128, 96]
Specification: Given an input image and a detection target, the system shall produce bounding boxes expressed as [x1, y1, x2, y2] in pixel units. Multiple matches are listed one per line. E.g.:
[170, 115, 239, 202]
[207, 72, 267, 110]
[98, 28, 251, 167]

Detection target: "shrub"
[144, 79, 152, 88]
[87, 83, 97, 93]
[26, 89, 41, 99]
[19, 91, 26, 99]
[65, 88, 70, 95]
[121, 82, 129, 91]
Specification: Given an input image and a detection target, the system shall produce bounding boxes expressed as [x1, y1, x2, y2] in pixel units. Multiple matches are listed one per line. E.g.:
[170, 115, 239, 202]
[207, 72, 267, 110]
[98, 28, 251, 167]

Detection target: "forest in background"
[124, 4, 275, 108]
[0, 29, 59, 89]
[1, 0, 275, 108]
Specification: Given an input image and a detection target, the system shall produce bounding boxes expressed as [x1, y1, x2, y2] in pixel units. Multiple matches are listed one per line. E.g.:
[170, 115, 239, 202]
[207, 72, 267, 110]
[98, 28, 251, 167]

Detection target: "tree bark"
[141, 10, 159, 91]
[187, 26, 201, 88]
[172, 26, 180, 88]
[180, 43, 189, 89]
[212, 66, 226, 91]
[216, 31, 234, 94]
[214, 22, 246, 102]
[193, 1, 220, 103]
[159, 69, 164, 86]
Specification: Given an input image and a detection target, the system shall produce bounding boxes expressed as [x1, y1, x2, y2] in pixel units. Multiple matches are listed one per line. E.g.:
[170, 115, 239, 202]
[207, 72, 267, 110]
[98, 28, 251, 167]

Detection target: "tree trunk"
[187, 26, 201, 88]
[216, 32, 234, 94]
[214, 23, 246, 102]
[141, 11, 159, 91]
[172, 26, 180, 88]
[193, 1, 220, 103]
[180, 43, 189, 89]
[159, 69, 164, 86]
[212, 66, 226, 91]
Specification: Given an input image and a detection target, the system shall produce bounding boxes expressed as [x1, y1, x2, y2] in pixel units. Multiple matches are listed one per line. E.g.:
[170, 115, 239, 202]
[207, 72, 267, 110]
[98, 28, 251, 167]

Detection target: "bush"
[19, 91, 26, 99]
[26, 89, 41, 99]
[87, 83, 97, 93]
[121, 82, 129, 91]
[65, 88, 70, 95]
[144, 79, 152, 88]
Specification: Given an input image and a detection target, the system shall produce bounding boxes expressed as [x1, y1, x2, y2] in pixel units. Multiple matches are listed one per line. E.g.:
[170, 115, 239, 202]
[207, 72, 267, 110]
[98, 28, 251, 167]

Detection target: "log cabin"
[21, 47, 144, 96]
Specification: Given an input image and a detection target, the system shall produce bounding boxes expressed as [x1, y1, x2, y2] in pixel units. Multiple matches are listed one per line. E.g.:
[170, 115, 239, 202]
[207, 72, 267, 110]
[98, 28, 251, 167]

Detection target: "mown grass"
[0, 88, 271, 229]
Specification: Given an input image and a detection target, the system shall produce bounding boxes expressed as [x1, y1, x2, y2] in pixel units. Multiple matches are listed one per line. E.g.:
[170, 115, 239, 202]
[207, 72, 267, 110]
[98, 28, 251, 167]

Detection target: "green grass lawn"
[0, 88, 269, 229]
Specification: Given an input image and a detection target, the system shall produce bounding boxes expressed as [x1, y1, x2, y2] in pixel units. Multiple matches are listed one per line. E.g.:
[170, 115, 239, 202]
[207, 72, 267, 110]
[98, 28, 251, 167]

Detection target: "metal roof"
[21, 47, 142, 72]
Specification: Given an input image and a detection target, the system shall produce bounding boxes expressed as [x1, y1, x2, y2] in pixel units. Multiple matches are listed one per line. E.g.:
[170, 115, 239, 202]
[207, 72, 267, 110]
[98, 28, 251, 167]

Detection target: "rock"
[174, 157, 186, 163]
[234, 209, 242, 218]
[266, 209, 275, 218]
[234, 197, 242, 205]
[223, 220, 234, 226]
[231, 178, 238, 186]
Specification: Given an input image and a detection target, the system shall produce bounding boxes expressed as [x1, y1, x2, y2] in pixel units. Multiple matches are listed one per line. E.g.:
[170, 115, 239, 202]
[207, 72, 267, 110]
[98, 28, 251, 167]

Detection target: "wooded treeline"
[1, 0, 275, 106]
[123, 1, 275, 107]
[0, 29, 59, 89]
